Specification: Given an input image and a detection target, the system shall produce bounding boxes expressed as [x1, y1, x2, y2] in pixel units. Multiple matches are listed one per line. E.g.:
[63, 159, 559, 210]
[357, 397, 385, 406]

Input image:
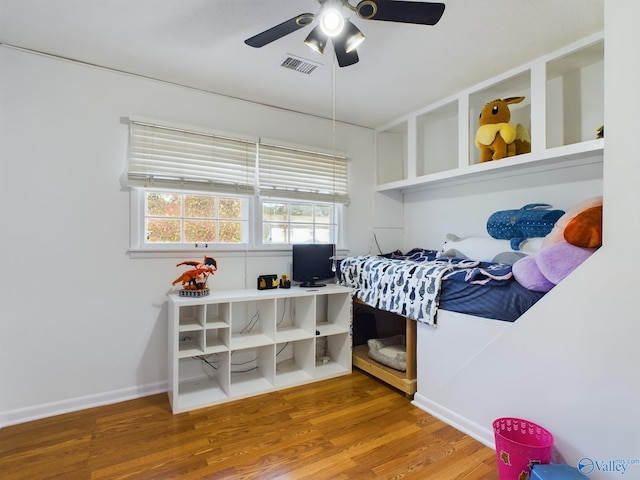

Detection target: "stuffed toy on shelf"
[475, 96, 531, 162]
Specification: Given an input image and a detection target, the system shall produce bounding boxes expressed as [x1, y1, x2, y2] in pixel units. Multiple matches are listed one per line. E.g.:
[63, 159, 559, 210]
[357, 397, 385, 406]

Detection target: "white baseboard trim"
[0, 381, 167, 429]
[412, 392, 496, 450]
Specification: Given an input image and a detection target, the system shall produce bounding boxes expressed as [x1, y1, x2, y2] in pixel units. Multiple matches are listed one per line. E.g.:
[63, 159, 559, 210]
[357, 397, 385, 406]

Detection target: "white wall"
[409, 2, 640, 478]
[403, 161, 603, 250]
[0, 47, 376, 424]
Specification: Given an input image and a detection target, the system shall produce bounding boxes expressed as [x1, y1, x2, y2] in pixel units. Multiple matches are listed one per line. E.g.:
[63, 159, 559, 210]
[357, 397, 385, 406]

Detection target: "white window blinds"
[128, 121, 256, 194]
[258, 142, 349, 204]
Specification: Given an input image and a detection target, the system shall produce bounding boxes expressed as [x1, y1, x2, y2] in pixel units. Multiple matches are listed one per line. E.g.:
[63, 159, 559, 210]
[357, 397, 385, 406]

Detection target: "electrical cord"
[240, 310, 260, 334]
[194, 304, 299, 374]
[276, 298, 290, 326]
[374, 233, 383, 255]
[196, 341, 293, 373]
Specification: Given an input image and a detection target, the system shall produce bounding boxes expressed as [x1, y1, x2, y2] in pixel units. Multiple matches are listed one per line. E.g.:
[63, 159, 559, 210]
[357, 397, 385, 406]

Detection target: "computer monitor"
[292, 243, 335, 288]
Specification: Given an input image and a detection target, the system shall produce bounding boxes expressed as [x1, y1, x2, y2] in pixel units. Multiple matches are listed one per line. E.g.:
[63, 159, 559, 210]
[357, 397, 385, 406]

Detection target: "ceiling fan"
[244, 0, 446, 68]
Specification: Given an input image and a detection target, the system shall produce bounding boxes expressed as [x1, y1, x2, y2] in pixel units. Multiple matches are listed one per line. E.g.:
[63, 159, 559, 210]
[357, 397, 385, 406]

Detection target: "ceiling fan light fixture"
[319, 2, 345, 37]
[244, 0, 446, 68]
[343, 19, 365, 53]
[304, 25, 327, 54]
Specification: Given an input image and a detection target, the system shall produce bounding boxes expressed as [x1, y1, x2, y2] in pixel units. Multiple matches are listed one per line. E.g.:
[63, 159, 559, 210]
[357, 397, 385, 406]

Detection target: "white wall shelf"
[375, 32, 604, 193]
[168, 284, 352, 414]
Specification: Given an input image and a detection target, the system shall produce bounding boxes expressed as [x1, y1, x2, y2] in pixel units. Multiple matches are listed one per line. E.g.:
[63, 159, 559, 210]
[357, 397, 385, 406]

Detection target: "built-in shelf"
[375, 32, 604, 192]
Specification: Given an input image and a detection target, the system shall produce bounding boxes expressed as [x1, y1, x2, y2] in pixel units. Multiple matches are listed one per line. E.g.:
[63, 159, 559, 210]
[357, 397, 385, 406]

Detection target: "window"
[257, 141, 347, 248]
[145, 191, 248, 245]
[262, 201, 336, 244]
[127, 120, 348, 252]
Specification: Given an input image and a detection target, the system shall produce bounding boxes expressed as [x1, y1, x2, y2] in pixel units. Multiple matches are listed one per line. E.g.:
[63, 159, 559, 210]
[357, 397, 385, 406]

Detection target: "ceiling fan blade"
[359, 0, 445, 26]
[245, 13, 314, 48]
[333, 38, 359, 67]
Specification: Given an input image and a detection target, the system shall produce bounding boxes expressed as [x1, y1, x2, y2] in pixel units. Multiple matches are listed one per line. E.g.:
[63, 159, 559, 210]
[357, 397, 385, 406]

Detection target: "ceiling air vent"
[280, 55, 321, 74]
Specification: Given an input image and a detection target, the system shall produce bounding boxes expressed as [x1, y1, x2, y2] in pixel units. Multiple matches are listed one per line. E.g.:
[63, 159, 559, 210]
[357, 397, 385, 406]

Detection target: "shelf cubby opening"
[230, 345, 275, 396]
[177, 356, 228, 408]
[178, 329, 205, 358]
[545, 40, 604, 149]
[416, 100, 459, 177]
[275, 339, 314, 387]
[205, 302, 230, 328]
[468, 69, 532, 166]
[230, 299, 275, 349]
[205, 327, 229, 353]
[315, 333, 351, 378]
[316, 292, 351, 334]
[178, 304, 206, 330]
[376, 121, 408, 185]
[276, 296, 315, 343]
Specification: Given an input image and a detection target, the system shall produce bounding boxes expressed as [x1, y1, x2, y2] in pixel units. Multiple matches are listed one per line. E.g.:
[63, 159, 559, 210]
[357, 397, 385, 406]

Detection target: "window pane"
[184, 194, 215, 219]
[219, 198, 243, 220]
[314, 205, 331, 224]
[314, 225, 331, 243]
[146, 218, 181, 243]
[290, 224, 314, 243]
[184, 220, 216, 243]
[263, 203, 288, 222]
[290, 204, 313, 223]
[142, 190, 249, 247]
[263, 223, 288, 243]
[219, 221, 243, 243]
[147, 193, 181, 217]
[260, 200, 336, 246]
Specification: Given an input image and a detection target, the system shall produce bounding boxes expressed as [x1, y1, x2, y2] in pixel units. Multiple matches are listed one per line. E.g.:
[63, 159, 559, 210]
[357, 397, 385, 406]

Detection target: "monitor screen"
[292, 243, 335, 288]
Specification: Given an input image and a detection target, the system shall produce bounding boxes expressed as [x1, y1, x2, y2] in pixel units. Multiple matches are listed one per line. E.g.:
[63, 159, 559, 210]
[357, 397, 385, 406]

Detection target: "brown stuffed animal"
[541, 196, 603, 249]
[475, 96, 531, 162]
[563, 205, 603, 248]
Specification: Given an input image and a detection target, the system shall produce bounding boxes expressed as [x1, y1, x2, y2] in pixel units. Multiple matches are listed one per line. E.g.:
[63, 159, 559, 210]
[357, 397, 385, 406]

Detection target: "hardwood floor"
[0, 370, 498, 479]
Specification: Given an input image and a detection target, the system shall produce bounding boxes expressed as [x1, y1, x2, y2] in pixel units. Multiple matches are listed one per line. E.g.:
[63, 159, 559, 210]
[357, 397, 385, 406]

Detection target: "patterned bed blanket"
[339, 249, 516, 326]
[383, 248, 514, 286]
[339, 254, 479, 326]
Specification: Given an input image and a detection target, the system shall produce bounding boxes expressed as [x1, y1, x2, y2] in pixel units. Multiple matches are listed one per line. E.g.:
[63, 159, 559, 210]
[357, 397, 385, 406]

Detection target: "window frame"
[129, 187, 254, 253]
[130, 189, 346, 254]
[258, 197, 344, 247]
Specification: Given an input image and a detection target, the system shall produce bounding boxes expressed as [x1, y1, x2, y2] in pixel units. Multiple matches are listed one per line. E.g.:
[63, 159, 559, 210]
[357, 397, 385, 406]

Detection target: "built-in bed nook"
[340, 194, 603, 400]
[341, 248, 546, 397]
[338, 234, 588, 394]
[340, 32, 605, 414]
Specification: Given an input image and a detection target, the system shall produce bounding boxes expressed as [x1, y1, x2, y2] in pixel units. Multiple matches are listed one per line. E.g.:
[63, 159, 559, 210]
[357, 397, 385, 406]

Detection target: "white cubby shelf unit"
[167, 284, 353, 414]
[375, 32, 604, 192]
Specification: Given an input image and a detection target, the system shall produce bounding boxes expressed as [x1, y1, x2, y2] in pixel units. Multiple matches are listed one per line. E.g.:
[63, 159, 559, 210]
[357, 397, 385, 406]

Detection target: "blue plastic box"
[531, 464, 589, 479]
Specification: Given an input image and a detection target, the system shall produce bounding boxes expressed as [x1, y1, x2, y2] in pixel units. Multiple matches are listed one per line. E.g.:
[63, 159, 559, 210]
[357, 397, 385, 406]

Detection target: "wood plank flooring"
[0, 370, 498, 479]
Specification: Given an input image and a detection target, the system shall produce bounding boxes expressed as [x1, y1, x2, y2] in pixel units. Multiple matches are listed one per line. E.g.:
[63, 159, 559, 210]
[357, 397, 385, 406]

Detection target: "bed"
[338, 248, 544, 396]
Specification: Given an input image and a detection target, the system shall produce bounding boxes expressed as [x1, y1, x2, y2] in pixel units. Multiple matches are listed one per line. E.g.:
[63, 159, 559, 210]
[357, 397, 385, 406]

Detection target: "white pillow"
[437, 233, 543, 263]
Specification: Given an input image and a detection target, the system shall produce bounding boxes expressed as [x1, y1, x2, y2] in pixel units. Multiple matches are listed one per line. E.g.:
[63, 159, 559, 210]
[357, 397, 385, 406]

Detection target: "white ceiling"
[0, 0, 604, 129]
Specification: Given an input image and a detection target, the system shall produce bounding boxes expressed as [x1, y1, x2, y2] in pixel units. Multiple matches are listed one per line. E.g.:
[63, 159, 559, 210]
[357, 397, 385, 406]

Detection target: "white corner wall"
[0, 47, 376, 426]
[409, 2, 640, 478]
